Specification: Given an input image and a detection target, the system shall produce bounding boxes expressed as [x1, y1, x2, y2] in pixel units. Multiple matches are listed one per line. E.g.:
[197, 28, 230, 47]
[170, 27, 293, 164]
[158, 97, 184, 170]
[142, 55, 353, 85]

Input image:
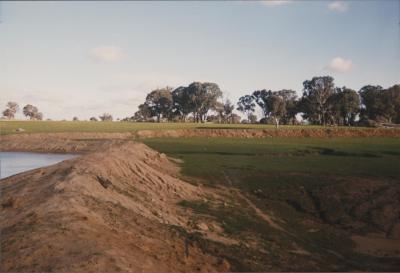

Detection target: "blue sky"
[1, 1, 399, 120]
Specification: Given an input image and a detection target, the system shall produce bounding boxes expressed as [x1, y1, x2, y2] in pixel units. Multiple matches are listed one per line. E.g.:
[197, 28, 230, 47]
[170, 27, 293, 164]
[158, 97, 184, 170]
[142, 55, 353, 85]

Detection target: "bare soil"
[0, 132, 133, 153]
[0, 137, 231, 272]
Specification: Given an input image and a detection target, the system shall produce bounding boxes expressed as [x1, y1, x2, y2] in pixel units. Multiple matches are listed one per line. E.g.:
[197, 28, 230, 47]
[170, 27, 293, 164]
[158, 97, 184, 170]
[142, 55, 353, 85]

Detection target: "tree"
[135, 82, 222, 123]
[2, 102, 19, 119]
[211, 99, 235, 123]
[230, 113, 241, 124]
[23, 104, 42, 120]
[206, 114, 219, 123]
[223, 99, 235, 123]
[90, 117, 98, 121]
[237, 95, 256, 122]
[252, 89, 273, 118]
[252, 89, 296, 127]
[358, 85, 400, 123]
[275, 89, 297, 102]
[248, 114, 258, 123]
[145, 87, 173, 122]
[133, 103, 153, 122]
[35, 112, 43, 121]
[301, 76, 336, 125]
[2, 109, 13, 119]
[382, 84, 400, 123]
[73, 116, 79, 121]
[265, 95, 286, 128]
[275, 90, 298, 125]
[99, 113, 113, 121]
[283, 99, 299, 125]
[385, 84, 400, 123]
[171, 86, 192, 122]
[213, 101, 225, 123]
[186, 82, 222, 122]
[329, 87, 360, 125]
[359, 85, 384, 121]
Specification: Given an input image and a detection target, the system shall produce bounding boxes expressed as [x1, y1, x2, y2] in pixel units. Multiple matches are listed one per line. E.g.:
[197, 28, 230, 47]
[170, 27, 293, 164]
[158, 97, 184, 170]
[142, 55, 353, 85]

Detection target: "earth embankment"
[135, 128, 400, 139]
[0, 139, 230, 272]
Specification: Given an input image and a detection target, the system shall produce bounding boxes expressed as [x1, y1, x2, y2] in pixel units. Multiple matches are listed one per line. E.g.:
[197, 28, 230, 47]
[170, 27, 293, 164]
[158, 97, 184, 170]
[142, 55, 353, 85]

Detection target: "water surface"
[0, 152, 77, 179]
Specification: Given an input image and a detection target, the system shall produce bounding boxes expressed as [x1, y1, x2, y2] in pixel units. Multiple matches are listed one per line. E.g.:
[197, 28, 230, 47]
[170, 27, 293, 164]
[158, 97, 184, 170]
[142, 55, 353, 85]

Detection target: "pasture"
[0, 120, 370, 135]
[143, 137, 400, 271]
[142, 137, 400, 181]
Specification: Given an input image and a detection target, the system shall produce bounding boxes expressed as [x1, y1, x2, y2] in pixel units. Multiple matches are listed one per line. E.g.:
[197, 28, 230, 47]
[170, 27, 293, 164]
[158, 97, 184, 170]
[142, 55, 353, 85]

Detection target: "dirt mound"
[0, 142, 231, 272]
[135, 128, 400, 139]
[0, 132, 133, 153]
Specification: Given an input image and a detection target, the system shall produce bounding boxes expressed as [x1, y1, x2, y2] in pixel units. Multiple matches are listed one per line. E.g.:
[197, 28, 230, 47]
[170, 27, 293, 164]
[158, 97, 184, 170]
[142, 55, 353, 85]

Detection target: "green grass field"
[0, 120, 373, 135]
[142, 137, 400, 271]
[143, 137, 400, 182]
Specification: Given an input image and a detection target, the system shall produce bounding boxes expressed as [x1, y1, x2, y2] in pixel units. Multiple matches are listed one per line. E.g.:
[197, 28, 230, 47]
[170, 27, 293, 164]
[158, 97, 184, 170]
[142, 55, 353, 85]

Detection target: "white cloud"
[328, 1, 349, 12]
[261, 1, 292, 7]
[326, 57, 353, 73]
[89, 46, 125, 62]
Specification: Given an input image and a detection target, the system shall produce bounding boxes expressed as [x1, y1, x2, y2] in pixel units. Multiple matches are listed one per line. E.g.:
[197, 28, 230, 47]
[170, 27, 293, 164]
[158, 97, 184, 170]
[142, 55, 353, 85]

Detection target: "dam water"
[0, 152, 77, 179]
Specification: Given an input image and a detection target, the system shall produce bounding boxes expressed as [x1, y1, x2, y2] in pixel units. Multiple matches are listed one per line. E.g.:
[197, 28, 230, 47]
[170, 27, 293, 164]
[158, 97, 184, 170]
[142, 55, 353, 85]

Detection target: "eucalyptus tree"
[237, 95, 256, 122]
[145, 87, 173, 122]
[275, 90, 298, 125]
[23, 104, 43, 120]
[223, 99, 235, 123]
[252, 89, 273, 118]
[385, 84, 400, 123]
[185, 82, 222, 122]
[329, 87, 360, 125]
[99, 113, 113, 121]
[133, 103, 153, 122]
[301, 76, 335, 125]
[359, 85, 383, 121]
[265, 95, 286, 128]
[171, 86, 192, 122]
[2, 102, 19, 119]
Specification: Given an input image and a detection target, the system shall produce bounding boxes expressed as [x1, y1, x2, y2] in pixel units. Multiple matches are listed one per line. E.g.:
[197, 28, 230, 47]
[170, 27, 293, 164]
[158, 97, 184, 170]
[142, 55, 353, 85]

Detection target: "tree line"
[2, 76, 399, 126]
[2, 103, 44, 120]
[1, 102, 114, 122]
[127, 76, 400, 127]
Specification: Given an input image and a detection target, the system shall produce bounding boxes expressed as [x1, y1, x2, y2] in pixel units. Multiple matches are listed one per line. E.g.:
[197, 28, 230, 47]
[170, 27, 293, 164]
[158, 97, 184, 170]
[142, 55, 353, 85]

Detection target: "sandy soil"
[0, 138, 231, 272]
[0, 132, 134, 153]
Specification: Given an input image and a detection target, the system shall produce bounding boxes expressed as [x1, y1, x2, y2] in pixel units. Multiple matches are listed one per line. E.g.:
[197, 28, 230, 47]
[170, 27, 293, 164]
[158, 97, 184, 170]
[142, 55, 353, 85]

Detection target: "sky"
[0, 0, 399, 120]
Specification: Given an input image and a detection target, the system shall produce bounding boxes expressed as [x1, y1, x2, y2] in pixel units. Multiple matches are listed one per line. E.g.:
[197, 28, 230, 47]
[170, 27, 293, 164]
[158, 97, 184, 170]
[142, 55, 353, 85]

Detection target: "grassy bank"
[142, 137, 400, 271]
[0, 120, 373, 135]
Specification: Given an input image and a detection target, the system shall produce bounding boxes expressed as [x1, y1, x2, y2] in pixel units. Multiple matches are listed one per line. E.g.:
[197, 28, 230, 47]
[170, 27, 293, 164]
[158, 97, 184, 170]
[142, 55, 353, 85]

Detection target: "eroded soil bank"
[0, 139, 232, 272]
[0, 132, 133, 153]
[2, 127, 400, 151]
[1, 128, 399, 154]
[135, 128, 400, 138]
